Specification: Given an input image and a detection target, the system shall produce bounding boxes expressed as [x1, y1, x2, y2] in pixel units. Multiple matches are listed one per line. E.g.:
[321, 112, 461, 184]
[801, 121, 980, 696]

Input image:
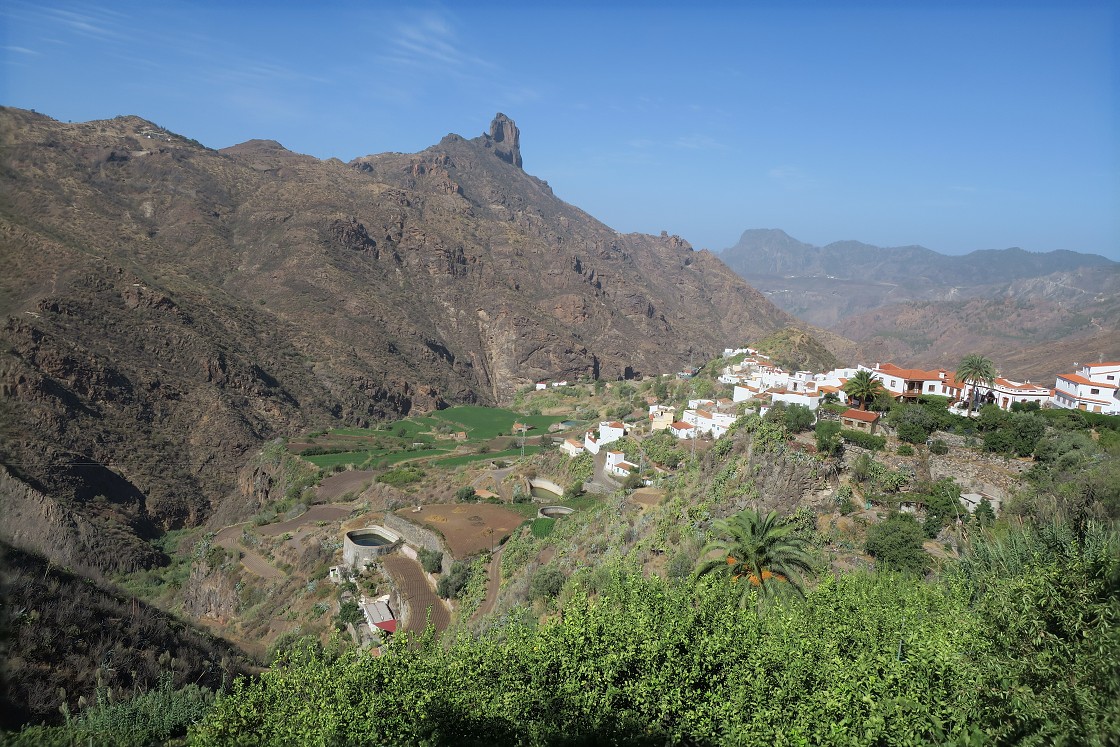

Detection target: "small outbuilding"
[840, 408, 880, 434]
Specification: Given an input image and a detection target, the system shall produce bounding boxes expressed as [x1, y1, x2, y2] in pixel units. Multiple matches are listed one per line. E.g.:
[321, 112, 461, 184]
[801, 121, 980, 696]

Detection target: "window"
[1091, 388, 1100, 395]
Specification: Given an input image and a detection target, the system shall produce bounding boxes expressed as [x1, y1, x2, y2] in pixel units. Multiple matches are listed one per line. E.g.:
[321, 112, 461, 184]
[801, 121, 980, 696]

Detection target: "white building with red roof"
[670, 421, 696, 439]
[1051, 362, 1120, 414]
[560, 438, 584, 457]
[872, 363, 963, 402]
[605, 450, 639, 478]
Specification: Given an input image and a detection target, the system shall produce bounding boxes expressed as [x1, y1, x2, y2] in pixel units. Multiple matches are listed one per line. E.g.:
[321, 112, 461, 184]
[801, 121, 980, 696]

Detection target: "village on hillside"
[554, 348, 1120, 478]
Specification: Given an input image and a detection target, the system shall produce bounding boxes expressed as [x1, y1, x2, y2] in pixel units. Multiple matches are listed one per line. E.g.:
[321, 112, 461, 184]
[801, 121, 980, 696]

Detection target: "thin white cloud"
[41, 6, 128, 41]
[381, 10, 494, 78]
[3, 45, 41, 55]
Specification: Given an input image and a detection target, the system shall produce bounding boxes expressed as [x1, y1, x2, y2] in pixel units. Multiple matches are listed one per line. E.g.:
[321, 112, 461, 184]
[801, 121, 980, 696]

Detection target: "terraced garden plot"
[429, 445, 541, 468]
[398, 504, 525, 557]
[382, 555, 449, 634]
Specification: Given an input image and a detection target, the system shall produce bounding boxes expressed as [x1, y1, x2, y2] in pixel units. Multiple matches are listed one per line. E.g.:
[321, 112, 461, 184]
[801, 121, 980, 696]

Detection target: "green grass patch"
[530, 518, 556, 538]
[431, 406, 563, 441]
[430, 445, 542, 468]
[303, 450, 377, 468]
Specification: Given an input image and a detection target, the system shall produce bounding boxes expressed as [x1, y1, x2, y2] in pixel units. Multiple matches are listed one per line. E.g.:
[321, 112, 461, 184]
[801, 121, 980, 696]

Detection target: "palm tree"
[843, 370, 885, 411]
[695, 508, 814, 602]
[956, 354, 997, 415]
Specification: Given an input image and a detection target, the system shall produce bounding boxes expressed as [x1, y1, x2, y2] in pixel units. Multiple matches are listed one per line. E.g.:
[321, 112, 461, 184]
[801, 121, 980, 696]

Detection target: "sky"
[2, 0, 1118, 259]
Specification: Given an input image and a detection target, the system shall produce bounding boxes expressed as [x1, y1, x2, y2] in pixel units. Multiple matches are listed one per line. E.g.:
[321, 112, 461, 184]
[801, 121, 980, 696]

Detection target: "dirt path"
[258, 504, 352, 536]
[213, 523, 284, 581]
[472, 543, 505, 620]
[382, 555, 450, 634]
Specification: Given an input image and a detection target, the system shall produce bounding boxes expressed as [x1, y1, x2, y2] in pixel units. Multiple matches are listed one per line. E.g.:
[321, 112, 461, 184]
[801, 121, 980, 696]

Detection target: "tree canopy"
[843, 370, 885, 411]
[694, 508, 815, 600]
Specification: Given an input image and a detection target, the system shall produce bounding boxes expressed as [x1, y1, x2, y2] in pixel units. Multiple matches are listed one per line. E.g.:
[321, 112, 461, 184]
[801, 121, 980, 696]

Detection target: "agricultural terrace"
[289, 406, 565, 470]
[398, 504, 525, 557]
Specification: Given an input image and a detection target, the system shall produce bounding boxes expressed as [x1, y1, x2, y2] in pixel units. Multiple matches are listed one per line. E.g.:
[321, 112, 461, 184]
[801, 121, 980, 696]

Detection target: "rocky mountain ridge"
[720, 229, 1120, 381]
[0, 108, 816, 572]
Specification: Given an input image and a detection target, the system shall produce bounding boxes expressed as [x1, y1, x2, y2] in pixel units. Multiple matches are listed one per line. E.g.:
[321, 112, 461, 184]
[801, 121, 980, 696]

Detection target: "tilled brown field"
[382, 555, 449, 634]
[316, 470, 376, 501]
[397, 503, 524, 557]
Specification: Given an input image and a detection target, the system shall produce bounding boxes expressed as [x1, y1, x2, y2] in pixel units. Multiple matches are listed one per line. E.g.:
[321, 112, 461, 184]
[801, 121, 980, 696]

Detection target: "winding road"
[472, 543, 505, 620]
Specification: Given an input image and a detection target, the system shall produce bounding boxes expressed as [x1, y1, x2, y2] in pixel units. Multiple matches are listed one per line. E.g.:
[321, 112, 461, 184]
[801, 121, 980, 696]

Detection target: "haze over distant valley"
[721, 229, 1120, 383]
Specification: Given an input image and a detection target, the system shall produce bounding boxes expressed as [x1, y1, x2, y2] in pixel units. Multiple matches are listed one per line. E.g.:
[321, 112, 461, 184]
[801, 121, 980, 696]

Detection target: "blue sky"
[3, 1, 1117, 259]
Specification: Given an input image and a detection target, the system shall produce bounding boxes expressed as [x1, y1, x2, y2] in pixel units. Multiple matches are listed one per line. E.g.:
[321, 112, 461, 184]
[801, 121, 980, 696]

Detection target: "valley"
[1, 108, 1117, 745]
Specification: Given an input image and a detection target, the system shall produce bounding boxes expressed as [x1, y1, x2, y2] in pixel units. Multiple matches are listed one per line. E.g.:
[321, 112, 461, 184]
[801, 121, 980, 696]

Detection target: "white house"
[682, 409, 736, 439]
[872, 363, 963, 402]
[582, 432, 599, 454]
[732, 382, 763, 403]
[670, 421, 696, 439]
[1051, 362, 1120, 414]
[605, 450, 639, 478]
[770, 387, 823, 411]
[982, 377, 1051, 411]
[598, 421, 627, 445]
[535, 382, 548, 391]
[560, 438, 584, 457]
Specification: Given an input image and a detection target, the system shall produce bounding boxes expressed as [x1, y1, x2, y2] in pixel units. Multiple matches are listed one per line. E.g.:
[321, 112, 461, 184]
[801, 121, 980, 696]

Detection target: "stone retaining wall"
[381, 512, 451, 574]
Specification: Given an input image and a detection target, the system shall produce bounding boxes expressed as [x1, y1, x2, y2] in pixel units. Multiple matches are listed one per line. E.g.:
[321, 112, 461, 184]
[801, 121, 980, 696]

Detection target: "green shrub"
[529, 565, 566, 601]
[929, 439, 949, 455]
[436, 561, 473, 599]
[897, 443, 914, 456]
[455, 485, 478, 502]
[840, 429, 886, 451]
[418, 548, 443, 574]
[377, 465, 425, 487]
[337, 599, 362, 626]
[865, 512, 930, 575]
[814, 420, 842, 456]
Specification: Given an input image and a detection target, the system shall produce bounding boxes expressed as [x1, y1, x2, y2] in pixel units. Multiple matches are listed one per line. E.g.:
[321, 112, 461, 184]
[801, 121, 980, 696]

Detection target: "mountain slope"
[0, 108, 811, 571]
[719, 229, 1120, 379]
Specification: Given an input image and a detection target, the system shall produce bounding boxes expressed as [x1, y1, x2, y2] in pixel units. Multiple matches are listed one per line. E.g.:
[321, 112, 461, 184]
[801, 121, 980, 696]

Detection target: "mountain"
[720, 229, 1120, 380]
[0, 108, 813, 573]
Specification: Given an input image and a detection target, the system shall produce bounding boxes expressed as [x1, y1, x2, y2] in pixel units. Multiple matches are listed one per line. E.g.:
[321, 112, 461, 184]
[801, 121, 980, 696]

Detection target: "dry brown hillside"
[0, 108, 825, 571]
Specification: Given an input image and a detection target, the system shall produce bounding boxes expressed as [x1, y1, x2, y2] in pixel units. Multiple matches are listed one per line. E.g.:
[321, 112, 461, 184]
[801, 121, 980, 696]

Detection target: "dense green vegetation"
[190, 520, 1120, 745]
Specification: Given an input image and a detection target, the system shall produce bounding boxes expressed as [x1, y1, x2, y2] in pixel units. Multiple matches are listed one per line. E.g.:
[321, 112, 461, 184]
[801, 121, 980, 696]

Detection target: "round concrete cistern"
[537, 506, 574, 519]
[342, 525, 402, 567]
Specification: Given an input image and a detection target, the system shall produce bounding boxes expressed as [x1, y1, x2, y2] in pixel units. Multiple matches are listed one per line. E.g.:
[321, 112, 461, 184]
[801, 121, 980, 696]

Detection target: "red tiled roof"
[841, 408, 879, 422]
[1058, 373, 1117, 388]
[876, 362, 950, 381]
[670, 421, 694, 429]
[374, 620, 397, 633]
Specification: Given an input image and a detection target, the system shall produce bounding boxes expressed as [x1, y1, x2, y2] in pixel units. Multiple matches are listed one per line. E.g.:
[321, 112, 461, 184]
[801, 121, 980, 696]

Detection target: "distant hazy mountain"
[722, 229, 1115, 287]
[720, 229, 1120, 381]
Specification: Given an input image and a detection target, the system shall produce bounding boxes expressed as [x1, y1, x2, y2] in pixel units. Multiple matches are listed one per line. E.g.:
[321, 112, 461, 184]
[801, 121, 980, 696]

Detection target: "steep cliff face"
[0, 107, 817, 570]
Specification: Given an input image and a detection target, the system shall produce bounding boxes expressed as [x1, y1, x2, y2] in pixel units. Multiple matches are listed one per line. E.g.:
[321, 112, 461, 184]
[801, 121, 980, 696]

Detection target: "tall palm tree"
[695, 508, 814, 603]
[956, 354, 997, 415]
[843, 370, 885, 411]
